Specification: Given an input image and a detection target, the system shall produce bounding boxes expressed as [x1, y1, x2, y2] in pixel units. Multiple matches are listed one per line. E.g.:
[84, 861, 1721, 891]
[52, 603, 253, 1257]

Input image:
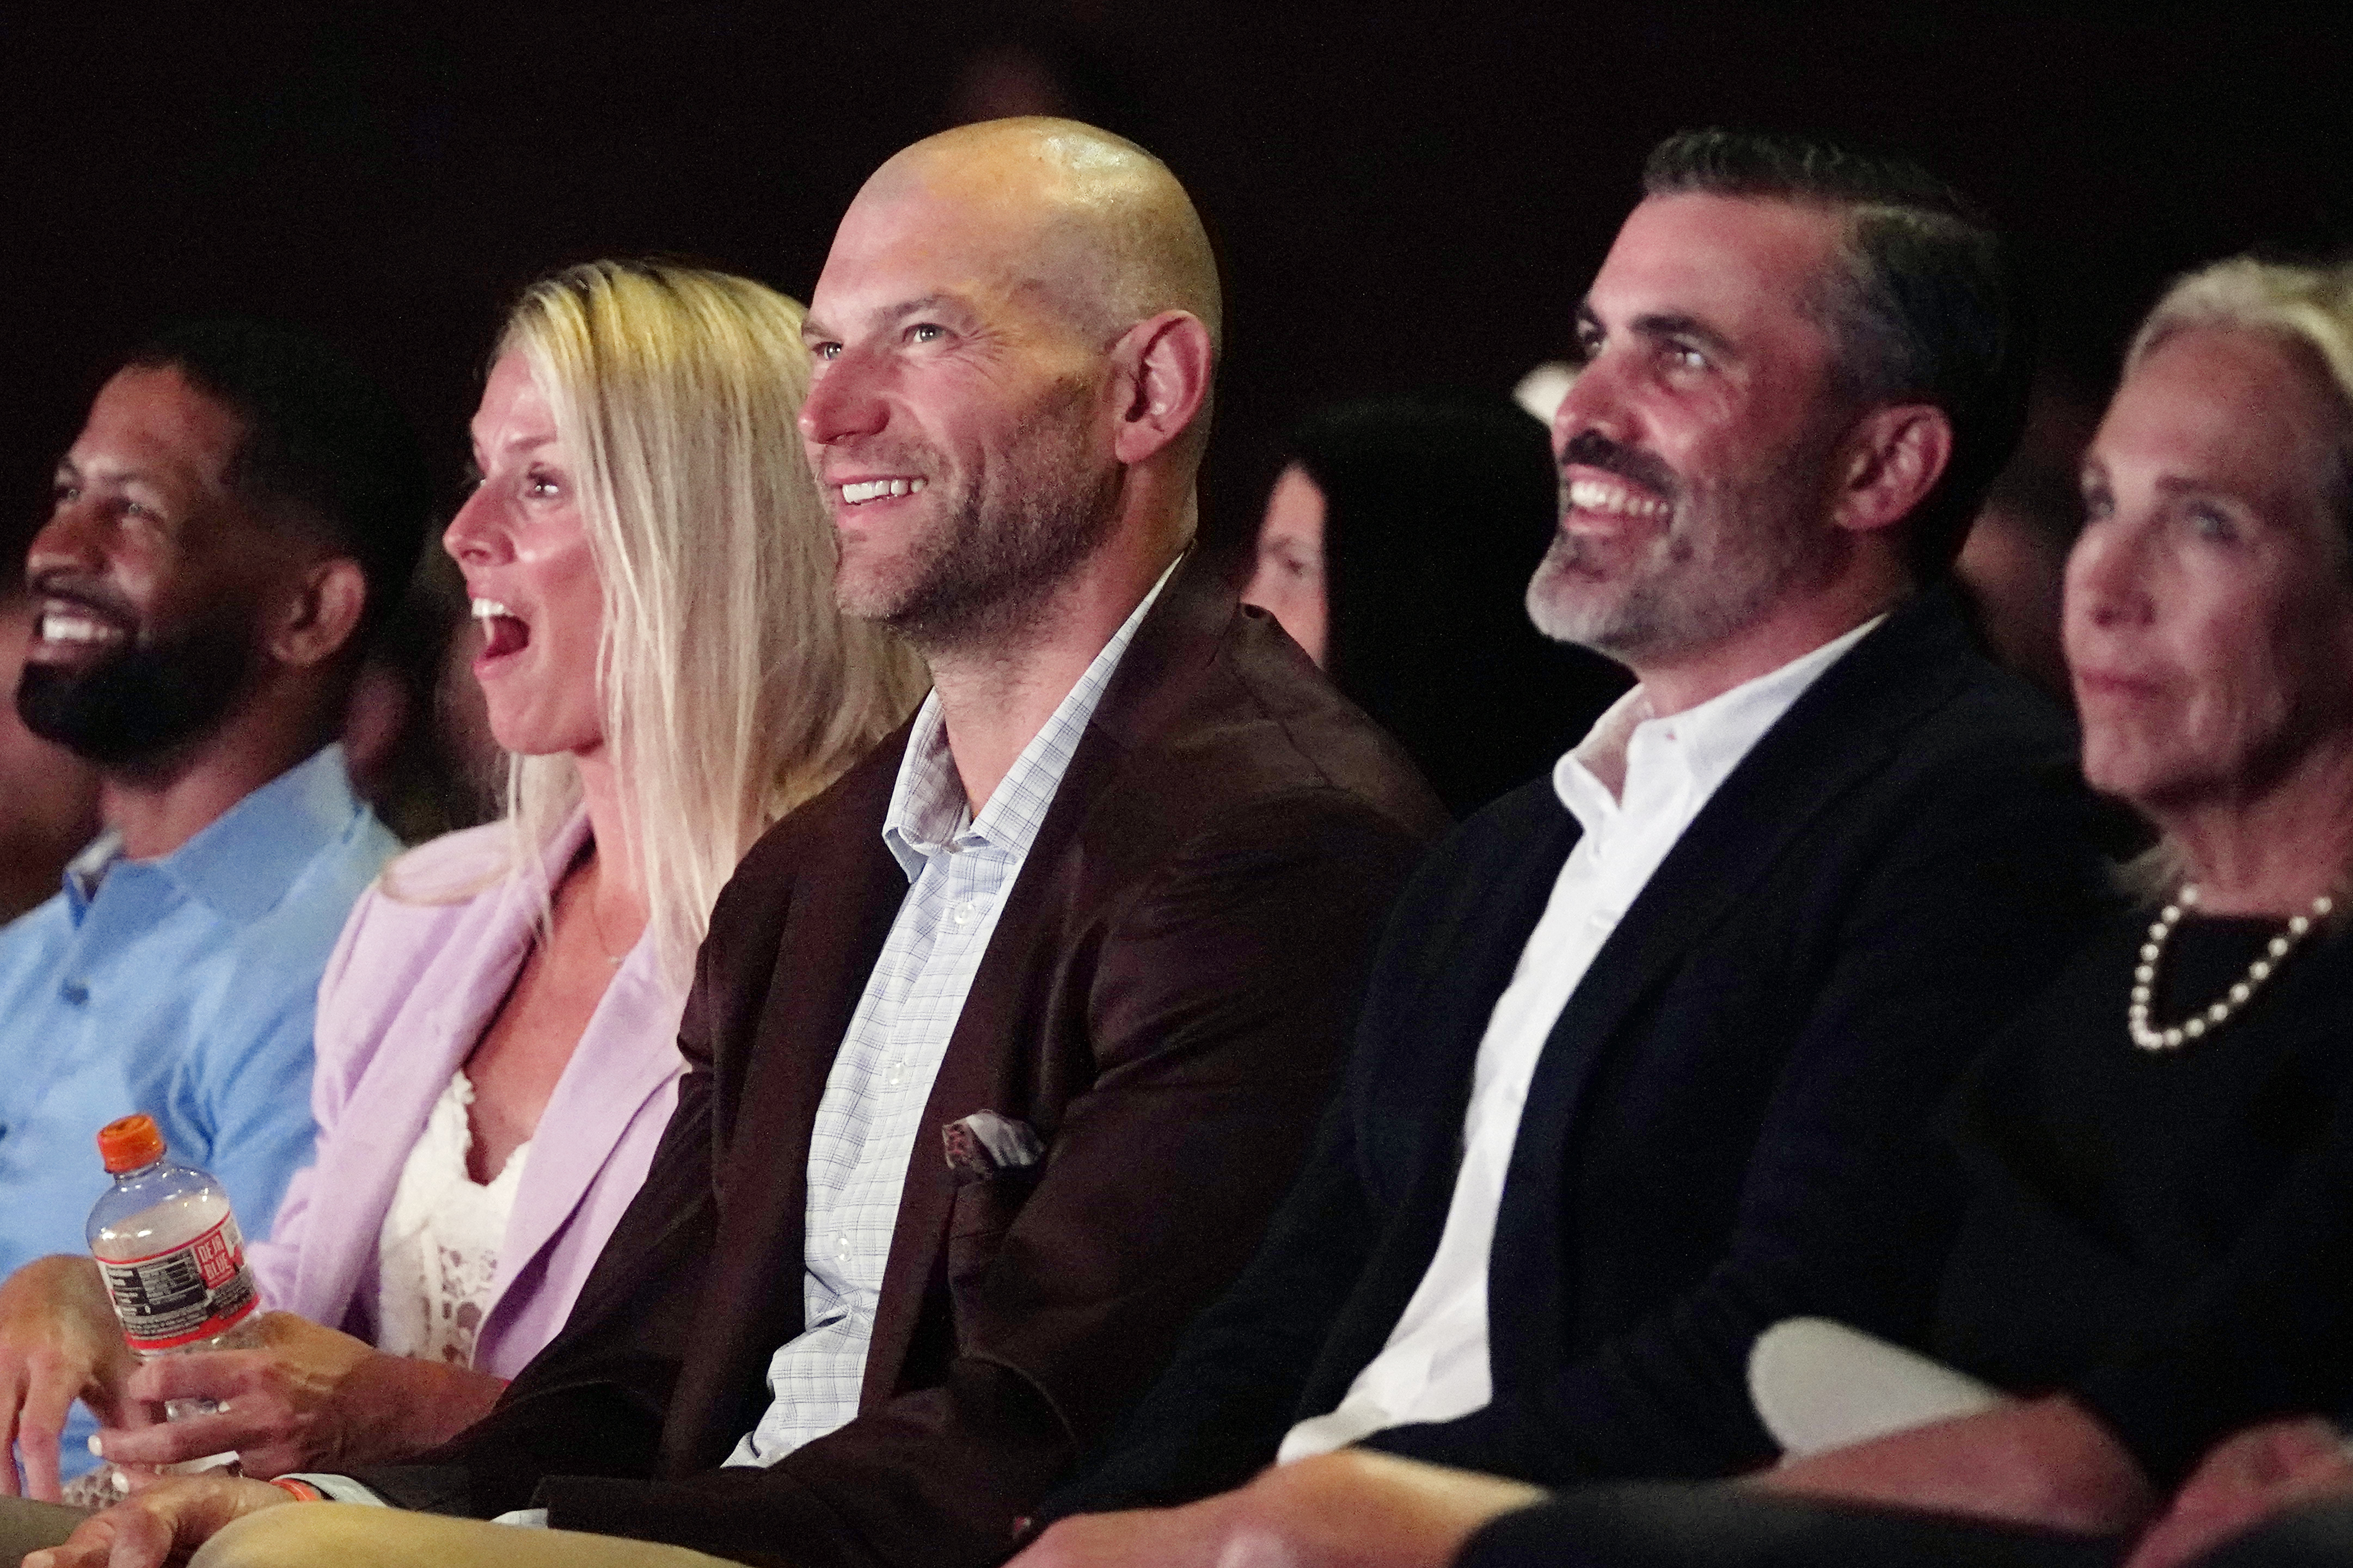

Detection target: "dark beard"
[885, 468, 1124, 653]
[871, 379, 1125, 654]
[16, 613, 259, 772]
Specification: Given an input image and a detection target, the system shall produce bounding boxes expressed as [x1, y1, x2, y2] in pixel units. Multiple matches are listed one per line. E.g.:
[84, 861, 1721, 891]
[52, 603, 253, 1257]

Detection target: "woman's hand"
[2125, 1417, 2353, 1568]
[22, 1473, 295, 1568]
[1749, 1394, 2158, 1538]
[0, 1255, 140, 1501]
[93, 1312, 506, 1477]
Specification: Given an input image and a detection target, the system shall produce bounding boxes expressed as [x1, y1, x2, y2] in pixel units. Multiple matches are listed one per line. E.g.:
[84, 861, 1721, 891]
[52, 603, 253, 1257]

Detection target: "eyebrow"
[803, 293, 967, 343]
[1576, 302, 1736, 358]
[474, 433, 556, 461]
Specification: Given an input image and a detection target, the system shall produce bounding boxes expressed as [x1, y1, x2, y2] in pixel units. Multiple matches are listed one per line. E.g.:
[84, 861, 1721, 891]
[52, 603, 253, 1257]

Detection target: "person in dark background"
[1241, 392, 1629, 817]
[0, 319, 427, 1486]
[1957, 375, 2103, 704]
[341, 549, 501, 845]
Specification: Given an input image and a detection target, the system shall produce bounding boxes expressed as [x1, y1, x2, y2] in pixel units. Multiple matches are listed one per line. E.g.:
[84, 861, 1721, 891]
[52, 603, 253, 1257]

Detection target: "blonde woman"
[0, 261, 923, 1496]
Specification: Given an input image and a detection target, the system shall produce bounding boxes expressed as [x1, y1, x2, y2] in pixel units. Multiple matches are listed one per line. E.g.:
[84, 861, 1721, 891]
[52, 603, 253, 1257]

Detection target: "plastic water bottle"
[86, 1113, 260, 1419]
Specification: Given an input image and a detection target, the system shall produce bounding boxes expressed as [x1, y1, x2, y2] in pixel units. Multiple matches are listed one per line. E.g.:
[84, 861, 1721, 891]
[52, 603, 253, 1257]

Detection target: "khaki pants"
[0, 1496, 86, 1566]
[194, 1503, 739, 1567]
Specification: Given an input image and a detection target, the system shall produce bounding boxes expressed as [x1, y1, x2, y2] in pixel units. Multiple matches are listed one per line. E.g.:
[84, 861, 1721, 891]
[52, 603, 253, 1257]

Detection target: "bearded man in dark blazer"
[1013, 131, 2121, 1568]
[30, 119, 1445, 1568]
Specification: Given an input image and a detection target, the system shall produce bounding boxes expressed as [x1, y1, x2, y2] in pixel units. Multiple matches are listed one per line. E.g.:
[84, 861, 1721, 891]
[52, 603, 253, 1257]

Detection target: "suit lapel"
[858, 556, 1231, 1406]
[1492, 595, 1981, 1298]
[480, 942, 683, 1341]
[666, 743, 911, 1466]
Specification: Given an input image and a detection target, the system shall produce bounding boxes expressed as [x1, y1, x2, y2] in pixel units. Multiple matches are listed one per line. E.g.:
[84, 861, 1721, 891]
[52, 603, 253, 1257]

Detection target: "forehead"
[2097, 329, 2340, 493]
[471, 352, 557, 446]
[68, 366, 244, 487]
[1588, 193, 1845, 337]
[810, 174, 1073, 330]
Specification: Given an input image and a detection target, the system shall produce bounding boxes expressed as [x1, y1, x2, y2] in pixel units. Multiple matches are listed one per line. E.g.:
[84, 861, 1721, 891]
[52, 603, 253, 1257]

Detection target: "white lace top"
[375, 1071, 531, 1368]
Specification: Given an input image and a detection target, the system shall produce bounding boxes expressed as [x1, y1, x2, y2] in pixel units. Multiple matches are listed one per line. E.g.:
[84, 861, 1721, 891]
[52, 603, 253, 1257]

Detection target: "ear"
[1109, 310, 1215, 466]
[1831, 403, 1954, 538]
[268, 557, 369, 669]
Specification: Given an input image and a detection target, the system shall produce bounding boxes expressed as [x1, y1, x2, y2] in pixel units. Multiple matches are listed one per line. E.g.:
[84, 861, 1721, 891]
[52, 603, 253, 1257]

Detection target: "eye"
[1666, 341, 1710, 371]
[524, 466, 564, 500]
[2188, 505, 2240, 543]
[50, 480, 79, 507]
[811, 341, 842, 362]
[2079, 480, 2112, 522]
[1570, 325, 1603, 365]
[909, 323, 945, 345]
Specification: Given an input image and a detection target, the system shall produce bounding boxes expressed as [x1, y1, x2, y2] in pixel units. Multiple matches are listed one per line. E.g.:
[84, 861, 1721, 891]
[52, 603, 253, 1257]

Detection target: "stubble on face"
[1526, 418, 1845, 665]
[834, 371, 1123, 655]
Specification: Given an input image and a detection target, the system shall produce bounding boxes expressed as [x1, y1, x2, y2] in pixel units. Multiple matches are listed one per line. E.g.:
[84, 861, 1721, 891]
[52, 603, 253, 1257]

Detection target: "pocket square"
[943, 1110, 1045, 1183]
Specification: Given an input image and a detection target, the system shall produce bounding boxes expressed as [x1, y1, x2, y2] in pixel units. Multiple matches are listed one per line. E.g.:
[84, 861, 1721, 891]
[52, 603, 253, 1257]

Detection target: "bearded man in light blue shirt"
[0, 320, 428, 1496]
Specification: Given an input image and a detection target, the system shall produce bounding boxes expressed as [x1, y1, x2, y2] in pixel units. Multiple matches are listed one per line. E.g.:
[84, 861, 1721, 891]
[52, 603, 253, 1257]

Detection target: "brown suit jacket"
[363, 554, 1447, 1566]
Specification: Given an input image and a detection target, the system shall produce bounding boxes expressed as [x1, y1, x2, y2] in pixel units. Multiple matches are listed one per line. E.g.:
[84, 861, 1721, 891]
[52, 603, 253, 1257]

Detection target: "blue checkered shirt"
[725, 565, 1174, 1466]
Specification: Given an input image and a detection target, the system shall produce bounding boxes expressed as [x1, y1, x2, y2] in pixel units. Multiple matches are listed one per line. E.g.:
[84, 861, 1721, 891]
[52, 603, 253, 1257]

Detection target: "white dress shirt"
[724, 562, 1175, 1468]
[1278, 615, 1882, 1463]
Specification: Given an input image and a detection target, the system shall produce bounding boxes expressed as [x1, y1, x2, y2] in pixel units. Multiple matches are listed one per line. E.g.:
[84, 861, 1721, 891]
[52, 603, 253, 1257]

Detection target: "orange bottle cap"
[96, 1114, 165, 1174]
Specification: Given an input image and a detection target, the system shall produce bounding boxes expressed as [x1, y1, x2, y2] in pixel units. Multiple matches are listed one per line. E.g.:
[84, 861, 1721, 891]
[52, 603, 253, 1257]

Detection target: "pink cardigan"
[246, 811, 684, 1379]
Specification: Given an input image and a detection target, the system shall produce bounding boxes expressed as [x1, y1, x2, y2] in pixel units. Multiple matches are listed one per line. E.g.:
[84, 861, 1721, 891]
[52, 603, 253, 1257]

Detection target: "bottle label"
[96, 1212, 260, 1352]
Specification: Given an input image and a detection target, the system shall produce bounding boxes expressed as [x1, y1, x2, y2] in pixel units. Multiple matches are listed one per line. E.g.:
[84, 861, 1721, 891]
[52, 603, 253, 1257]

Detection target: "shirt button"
[951, 901, 975, 926]
[835, 1234, 852, 1262]
[61, 981, 89, 1005]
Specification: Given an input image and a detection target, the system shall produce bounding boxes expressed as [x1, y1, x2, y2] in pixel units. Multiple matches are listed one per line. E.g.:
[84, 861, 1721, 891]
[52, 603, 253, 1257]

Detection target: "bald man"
[29, 119, 1445, 1568]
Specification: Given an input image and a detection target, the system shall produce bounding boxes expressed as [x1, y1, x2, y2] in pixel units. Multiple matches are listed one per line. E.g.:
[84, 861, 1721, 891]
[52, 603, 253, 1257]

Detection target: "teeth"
[1567, 478, 1670, 521]
[841, 477, 927, 505]
[470, 598, 512, 620]
[38, 612, 125, 645]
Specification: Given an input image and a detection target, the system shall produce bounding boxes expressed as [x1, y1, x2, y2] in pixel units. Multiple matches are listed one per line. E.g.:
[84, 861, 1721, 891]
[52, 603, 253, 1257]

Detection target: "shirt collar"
[1554, 613, 1885, 829]
[881, 557, 1180, 880]
[66, 746, 367, 923]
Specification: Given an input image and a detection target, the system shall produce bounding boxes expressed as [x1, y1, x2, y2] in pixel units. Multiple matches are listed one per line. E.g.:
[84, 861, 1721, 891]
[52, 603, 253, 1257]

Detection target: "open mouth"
[838, 477, 927, 506]
[1564, 476, 1672, 523]
[471, 597, 530, 660]
[30, 598, 134, 659]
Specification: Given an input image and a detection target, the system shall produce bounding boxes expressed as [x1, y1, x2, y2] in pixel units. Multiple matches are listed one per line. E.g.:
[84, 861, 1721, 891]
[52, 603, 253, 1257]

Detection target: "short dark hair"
[1643, 129, 2032, 578]
[120, 319, 430, 647]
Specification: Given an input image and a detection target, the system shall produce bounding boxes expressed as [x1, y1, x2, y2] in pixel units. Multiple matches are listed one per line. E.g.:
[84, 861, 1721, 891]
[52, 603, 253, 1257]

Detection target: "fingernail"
[88, 1434, 105, 1456]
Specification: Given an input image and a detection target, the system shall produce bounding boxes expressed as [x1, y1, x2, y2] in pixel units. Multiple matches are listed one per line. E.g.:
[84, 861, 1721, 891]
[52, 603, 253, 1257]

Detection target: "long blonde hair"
[409, 260, 924, 983]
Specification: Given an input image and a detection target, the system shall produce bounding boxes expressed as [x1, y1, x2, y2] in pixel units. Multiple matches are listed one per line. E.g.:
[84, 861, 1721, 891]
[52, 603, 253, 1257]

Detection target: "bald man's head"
[800, 119, 1222, 651]
[867, 118, 1223, 362]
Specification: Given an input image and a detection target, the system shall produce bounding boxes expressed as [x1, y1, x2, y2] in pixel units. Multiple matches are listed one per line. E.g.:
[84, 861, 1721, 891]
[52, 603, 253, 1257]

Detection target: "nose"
[2063, 514, 2150, 634]
[442, 483, 509, 569]
[1551, 349, 1633, 462]
[797, 347, 889, 449]
[26, 494, 106, 586]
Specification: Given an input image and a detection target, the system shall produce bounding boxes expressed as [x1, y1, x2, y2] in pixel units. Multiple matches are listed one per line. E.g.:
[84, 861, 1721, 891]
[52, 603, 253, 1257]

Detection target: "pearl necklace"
[2128, 884, 2333, 1052]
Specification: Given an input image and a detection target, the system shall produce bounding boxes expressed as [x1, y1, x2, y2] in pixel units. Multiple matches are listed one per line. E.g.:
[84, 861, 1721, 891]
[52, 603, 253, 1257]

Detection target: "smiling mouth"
[839, 477, 927, 506]
[33, 600, 133, 653]
[1565, 477, 1671, 522]
[471, 597, 530, 660]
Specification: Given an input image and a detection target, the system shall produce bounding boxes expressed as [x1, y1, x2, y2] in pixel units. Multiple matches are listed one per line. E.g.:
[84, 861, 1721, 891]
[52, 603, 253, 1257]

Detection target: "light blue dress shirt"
[0, 745, 396, 1472]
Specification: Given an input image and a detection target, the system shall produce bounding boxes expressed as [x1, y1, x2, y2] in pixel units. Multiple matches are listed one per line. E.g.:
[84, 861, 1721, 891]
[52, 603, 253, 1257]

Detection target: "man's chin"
[15, 652, 247, 772]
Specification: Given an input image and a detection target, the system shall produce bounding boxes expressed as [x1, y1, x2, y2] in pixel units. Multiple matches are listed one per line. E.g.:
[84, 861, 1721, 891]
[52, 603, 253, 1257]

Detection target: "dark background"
[5, 3, 2348, 564]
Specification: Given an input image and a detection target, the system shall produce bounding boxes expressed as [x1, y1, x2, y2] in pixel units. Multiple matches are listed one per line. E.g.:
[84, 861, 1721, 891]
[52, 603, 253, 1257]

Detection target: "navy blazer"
[1049, 587, 2119, 1511]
